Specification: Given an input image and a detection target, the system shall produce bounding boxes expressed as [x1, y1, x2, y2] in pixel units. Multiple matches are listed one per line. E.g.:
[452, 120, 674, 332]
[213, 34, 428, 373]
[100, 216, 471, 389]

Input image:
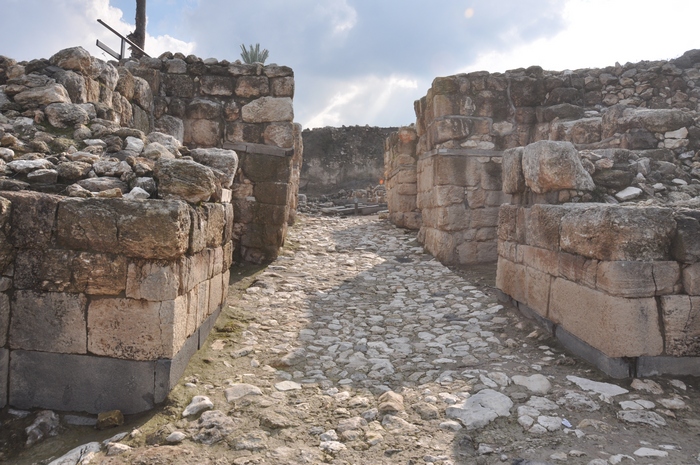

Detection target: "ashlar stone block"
[660, 295, 700, 356]
[549, 278, 663, 358]
[88, 296, 187, 360]
[126, 260, 180, 301]
[10, 290, 87, 354]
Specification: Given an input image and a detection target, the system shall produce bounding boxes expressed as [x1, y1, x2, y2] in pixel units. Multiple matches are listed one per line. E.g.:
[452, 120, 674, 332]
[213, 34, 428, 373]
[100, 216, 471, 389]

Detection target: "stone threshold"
[496, 290, 700, 379]
[2, 306, 223, 414]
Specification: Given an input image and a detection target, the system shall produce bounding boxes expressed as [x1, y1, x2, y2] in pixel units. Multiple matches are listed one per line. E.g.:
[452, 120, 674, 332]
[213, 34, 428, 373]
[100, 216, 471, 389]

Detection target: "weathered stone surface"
[71, 252, 127, 295]
[49, 46, 94, 75]
[660, 295, 700, 356]
[526, 204, 565, 250]
[77, 177, 129, 193]
[560, 204, 675, 261]
[13, 83, 71, 106]
[88, 296, 187, 360]
[44, 103, 90, 128]
[10, 290, 87, 354]
[241, 96, 293, 123]
[189, 148, 239, 189]
[672, 213, 700, 263]
[57, 198, 191, 259]
[502, 147, 525, 194]
[154, 158, 218, 203]
[0, 191, 61, 249]
[126, 260, 180, 301]
[549, 278, 663, 357]
[522, 141, 594, 194]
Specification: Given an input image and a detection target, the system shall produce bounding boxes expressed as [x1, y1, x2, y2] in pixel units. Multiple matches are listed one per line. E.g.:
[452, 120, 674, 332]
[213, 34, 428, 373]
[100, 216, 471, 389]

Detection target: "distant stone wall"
[301, 126, 396, 196]
[384, 126, 420, 229]
[0, 47, 303, 412]
[386, 48, 700, 265]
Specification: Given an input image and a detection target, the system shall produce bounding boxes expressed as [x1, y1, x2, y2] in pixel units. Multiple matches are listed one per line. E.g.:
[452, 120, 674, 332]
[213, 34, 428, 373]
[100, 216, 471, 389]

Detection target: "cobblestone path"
[20, 215, 700, 465]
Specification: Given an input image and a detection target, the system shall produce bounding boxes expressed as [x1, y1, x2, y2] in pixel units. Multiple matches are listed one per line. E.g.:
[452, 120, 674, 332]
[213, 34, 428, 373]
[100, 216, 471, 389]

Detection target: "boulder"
[189, 148, 239, 188]
[522, 140, 594, 193]
[77, 177, 129, 193]
[241, 96, 293, 123]
[45, 103, 91, 128]
[49, 46, 94, 75]
[154, 158, 218, 203]
[13, 84, 71, 107]
[560, 204, 676, 261]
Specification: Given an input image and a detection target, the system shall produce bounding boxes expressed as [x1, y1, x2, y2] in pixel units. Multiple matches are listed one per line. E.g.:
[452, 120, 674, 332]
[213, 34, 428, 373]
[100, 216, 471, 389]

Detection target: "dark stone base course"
[8, 306, 223, 414]
[496, 291, 700, 379]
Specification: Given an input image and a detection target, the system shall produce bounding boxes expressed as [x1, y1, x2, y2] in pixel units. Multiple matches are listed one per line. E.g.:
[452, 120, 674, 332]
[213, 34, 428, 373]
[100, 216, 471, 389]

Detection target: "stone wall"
[0, 192, 233, 413]
[301, 126, 396, 196]
[384, 126, 420, 229]
[386, 49, 700, 265]
[496, 198, 700, 378]
[0, 47, 302, 412]
[1, 46, 301, 264]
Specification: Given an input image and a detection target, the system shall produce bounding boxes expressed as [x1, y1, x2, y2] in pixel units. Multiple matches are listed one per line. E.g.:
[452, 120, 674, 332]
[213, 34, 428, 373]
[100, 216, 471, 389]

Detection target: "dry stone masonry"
[0, 46, 302, 413]
[385, 49, 700, 377]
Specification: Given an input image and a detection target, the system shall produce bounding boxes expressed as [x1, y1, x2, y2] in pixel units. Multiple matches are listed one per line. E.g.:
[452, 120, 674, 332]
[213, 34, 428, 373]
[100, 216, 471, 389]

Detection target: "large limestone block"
[502, 147, 525, 194]
[434, 155, 467, 187]
[522, 141, 594, 194]
[596, 261, 679, 297]
[203, 203, 226, 248]
[126, 260, 180, 301]
[521, 245, 558, 275]
[154, 158, 218, 203]
[660, 295, 700, 356]
[549, 278, 663, 357]
[428, 116, 472, 146]
[13, 84, 71, 106]
[263, 122, 294, 148]
[241, 97, 293, 123]
[179, 250, 211, 294]
[189, 148, 239, 189]
[0, 191, 61, 249]
[672, 213, 700, 263]
[49, 46, 94, 75]
[525, 265, 552, 317]
[57, 198, 191, 260]
[240, 153, 291, 183]
[497, 205, 518, 242]
[630, 108, 695, 133]
[526, 204, 566, 250]
[200, 75, 235, 96]
[558, 252, 597, 288]
[88, 296, 187, 360]
[71, 252, 127, 295]
[10, 290, 87, 354]
[560, 204, 675, 261]
[496, 257, 527, 305]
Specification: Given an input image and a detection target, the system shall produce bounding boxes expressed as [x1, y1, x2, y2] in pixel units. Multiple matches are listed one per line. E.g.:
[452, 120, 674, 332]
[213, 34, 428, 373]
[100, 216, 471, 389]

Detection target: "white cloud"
[303, 75, 420, 129]
[466, 0, 700, 74]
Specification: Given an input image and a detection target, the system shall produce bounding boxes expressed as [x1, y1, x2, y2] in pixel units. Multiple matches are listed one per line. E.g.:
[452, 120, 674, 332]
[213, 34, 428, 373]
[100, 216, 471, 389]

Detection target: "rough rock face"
[154, 158, 218, 203]
[301, 126, 397, 195]
[522, 141, 595, 194]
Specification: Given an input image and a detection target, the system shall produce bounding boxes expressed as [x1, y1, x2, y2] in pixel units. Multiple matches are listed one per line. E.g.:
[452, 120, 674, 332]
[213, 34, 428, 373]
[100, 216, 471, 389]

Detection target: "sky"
[1, 0, 700, 129]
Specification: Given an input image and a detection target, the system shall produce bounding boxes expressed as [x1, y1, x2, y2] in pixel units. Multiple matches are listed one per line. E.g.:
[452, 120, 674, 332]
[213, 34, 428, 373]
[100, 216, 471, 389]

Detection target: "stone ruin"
[0, 46, 302, 413]
[385, 49, 700, 378]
